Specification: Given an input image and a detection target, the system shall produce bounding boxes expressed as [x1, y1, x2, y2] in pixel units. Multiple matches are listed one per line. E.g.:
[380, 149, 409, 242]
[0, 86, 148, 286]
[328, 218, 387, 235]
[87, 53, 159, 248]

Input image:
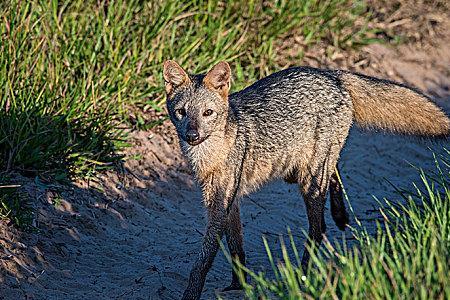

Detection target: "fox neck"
[182, 115, 237, 184]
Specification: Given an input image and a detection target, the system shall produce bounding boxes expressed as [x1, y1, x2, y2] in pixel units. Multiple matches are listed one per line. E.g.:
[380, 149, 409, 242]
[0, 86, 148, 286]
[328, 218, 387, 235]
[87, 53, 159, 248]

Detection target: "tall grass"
[0, 0, 381, 180]
[234, 151, 450, 299]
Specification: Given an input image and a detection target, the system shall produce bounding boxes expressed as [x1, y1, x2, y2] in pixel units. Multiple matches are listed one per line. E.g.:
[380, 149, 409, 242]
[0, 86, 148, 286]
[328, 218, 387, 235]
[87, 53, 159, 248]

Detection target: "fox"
[162, 60, 450, 300]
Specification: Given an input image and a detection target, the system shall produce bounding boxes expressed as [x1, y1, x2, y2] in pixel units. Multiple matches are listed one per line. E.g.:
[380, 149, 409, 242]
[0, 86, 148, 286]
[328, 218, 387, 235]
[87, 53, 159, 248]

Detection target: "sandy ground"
[1, 38, 450, 299]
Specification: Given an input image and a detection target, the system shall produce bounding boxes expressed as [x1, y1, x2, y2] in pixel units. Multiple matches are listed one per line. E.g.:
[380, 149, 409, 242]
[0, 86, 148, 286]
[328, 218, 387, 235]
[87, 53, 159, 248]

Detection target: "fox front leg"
[182, 201, 227, 300]
[223, 201, 246, 291]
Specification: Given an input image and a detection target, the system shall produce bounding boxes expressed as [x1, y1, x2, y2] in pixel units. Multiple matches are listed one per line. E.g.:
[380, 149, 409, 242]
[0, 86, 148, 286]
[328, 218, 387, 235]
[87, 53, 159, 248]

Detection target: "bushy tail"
[340, 72, 450, 137]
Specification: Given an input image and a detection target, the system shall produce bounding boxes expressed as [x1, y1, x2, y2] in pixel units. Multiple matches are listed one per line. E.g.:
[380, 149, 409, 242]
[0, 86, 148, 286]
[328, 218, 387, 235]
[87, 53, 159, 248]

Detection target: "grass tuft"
[0, 176, 33, 230]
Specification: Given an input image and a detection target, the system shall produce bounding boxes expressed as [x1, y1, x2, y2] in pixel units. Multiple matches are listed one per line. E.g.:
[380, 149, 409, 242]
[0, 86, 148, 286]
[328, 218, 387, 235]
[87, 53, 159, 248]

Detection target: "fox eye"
[175, 108, 186, 119]
[203, 109, 214, 117]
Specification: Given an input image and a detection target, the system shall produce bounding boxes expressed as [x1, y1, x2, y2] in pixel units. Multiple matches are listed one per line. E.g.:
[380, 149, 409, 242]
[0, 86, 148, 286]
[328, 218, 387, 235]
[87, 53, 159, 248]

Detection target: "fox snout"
[185, 129, 200, 144]
[183, 123, 207, 146]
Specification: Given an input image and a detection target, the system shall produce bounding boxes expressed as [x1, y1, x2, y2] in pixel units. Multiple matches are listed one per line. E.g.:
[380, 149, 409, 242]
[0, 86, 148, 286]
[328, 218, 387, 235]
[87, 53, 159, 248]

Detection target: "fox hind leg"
[329, 169, 349, 231]
[298, 141, 347, 268]
[298, 163, 329, 269]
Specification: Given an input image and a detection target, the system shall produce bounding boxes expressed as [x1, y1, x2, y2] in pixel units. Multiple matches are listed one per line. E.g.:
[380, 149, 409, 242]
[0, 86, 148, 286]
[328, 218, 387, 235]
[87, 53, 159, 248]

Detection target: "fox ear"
[203, 61, 231, 99]
[163, 60, 190, 96]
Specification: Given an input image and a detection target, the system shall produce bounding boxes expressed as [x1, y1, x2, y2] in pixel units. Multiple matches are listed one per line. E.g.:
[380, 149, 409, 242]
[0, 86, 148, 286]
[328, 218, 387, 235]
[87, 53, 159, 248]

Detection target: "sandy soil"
[1, 36, 450, 299]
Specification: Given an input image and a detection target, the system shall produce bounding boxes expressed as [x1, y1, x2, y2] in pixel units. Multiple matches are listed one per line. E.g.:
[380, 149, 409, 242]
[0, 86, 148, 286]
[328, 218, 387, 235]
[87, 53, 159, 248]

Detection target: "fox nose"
[185, 129, 199, 143]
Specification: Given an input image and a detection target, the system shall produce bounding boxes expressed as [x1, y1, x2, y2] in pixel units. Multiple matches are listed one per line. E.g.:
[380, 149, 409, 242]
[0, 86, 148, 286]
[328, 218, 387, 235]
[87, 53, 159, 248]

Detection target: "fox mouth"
[185, 135, 209, 146]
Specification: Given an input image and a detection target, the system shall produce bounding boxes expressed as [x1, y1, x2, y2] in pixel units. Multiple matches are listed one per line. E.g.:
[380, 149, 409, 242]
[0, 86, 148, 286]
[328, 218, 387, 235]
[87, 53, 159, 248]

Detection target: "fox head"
[163, 60, 232, 149]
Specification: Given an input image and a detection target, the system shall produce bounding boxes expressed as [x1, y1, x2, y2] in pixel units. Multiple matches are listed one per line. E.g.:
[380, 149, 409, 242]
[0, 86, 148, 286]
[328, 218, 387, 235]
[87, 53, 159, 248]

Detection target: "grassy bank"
[233, 151, 450, 299]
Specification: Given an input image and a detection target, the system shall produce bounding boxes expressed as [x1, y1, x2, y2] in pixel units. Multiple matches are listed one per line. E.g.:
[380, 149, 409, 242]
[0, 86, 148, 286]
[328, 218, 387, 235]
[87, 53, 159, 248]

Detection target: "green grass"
[232, 151, 450, 299]
[0, 0, 382, 180]
[0, 176, 33, 230]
